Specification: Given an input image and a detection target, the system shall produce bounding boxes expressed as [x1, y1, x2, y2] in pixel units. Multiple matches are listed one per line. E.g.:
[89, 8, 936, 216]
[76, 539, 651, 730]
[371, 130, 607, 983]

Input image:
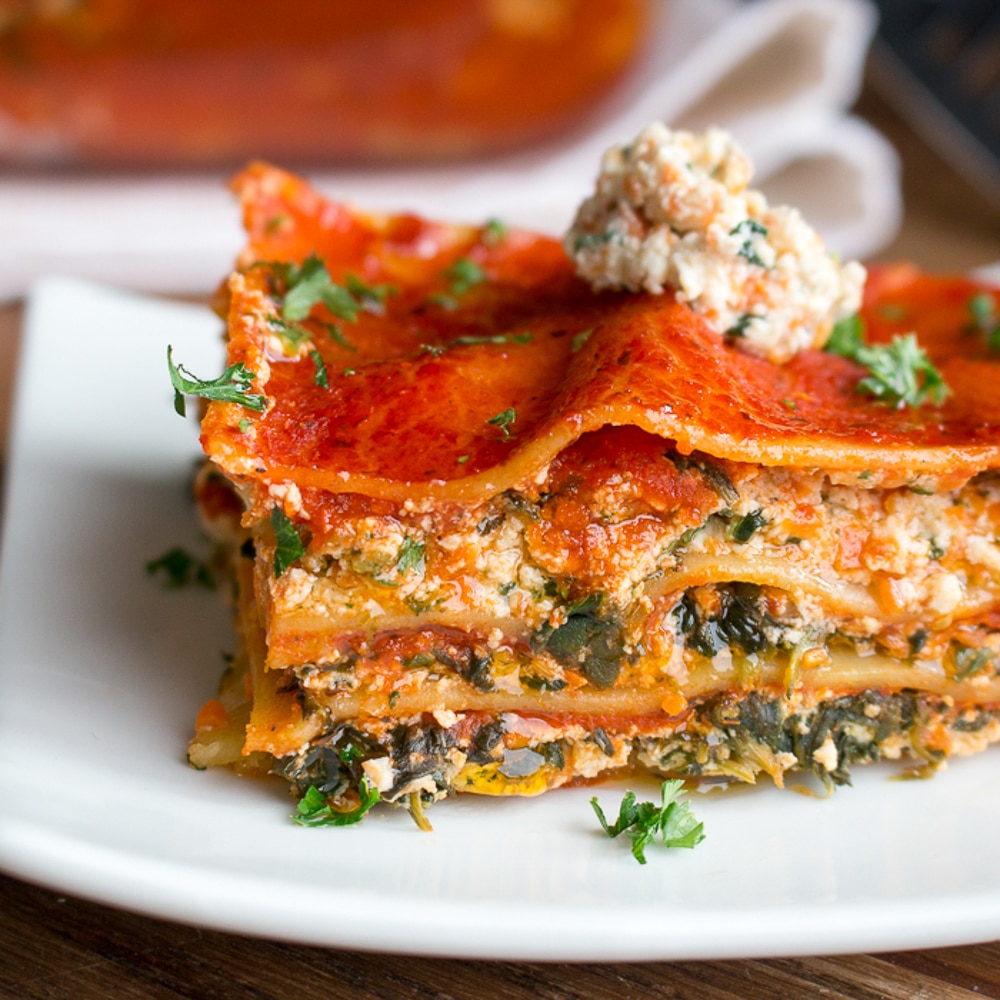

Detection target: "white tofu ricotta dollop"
[564, 123, 867, 363]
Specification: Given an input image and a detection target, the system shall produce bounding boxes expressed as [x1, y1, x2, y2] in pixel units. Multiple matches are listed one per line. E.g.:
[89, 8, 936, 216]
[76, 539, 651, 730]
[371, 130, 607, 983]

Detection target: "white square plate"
[3, 277, 1000, 961]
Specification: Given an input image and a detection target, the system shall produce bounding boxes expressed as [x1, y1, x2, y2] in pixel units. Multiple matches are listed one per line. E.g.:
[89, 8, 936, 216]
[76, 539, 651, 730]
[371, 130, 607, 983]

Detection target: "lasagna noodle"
[190, 164, 1000, 816]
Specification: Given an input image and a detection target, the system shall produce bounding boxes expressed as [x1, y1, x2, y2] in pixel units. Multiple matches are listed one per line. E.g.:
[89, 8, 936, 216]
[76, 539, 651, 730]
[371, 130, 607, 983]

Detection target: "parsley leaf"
[345, 273, 397, 313]
[271, 254, 359, 323]
[487, 407, 517, 439]
[266, 313, 312, 353]
[825, 316, 950, 409]
[452, 332, 533, 347]
[825, 314, 865, 356]
[444, 257, 486, 295]
[310, 349, 329, 389]
[145, 547, 213, 589]
[483, 218, 508, 246]
[725, 315, 754, 339]
[394, 537, 426, 577]
[292, 780, 380, 827]
[591, 780, 705, 864]
[969, 292, 1000, 351]
[730, 220, 769, 268]
[271, 507, 305, 578]
[854, 334, 950, 408]
[167, 346, 265, 416]
[324, 323, 357, 351]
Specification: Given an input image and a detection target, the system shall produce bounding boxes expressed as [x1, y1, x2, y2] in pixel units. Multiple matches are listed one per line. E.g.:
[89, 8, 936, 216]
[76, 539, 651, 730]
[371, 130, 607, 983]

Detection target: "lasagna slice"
[187, 161, 1000, 824]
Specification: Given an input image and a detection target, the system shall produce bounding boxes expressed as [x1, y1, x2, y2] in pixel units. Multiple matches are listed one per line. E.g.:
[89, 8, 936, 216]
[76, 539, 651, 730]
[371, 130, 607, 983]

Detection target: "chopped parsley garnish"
[167, 346, 266, 416]
[571, 328, 594, 353]
[730, 220, 769, 267]
[310, 349, 329, 389]
[271, 507, 305, 578]
[826, 314, 865, 356]
[292, 780, 380, 827]
[145, 547, 213, 589]
[572, 230, 619, 252]
[443, 257, 486, 296]
[265, 213, 292, 235]
[452, 332, 533, 347]
[968, 292, 1000, 351]
[426, 293, 459, 312]
[324, 322, 356, 351]
[726, 314, 754, 338]
[483, 218, 508, 246]
[277, 254, 360, 324]
[345, 273, 397, 314]
[591, 780, 705, 864]
[266, 314, 312, 353]
[487, 407, 517, 439]
[394, 537, 426, 577]
[854, 334, 950, 408]
[825, 315, 950, 409]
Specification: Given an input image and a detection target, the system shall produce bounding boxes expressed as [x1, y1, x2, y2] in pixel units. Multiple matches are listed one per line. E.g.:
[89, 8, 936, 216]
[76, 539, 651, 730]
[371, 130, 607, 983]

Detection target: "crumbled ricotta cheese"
[565, 123, 866, 363]
[812, 733, 839, 773]
[361, 756, 395, 793]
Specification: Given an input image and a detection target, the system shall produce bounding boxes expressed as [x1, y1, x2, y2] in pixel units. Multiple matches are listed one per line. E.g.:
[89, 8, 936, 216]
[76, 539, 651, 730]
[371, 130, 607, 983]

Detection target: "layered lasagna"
[186, 149, 1000, 826]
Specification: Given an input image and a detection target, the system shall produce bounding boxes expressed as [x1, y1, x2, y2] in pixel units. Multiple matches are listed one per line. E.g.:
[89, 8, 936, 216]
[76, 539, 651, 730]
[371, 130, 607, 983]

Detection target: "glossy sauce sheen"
[0, 0, 646, 165]
[203, 165, 1000, 512]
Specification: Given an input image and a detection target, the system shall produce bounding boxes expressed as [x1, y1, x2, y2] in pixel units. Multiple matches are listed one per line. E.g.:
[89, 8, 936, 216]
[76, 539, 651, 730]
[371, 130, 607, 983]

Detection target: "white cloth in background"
[0, 0, 899, 301]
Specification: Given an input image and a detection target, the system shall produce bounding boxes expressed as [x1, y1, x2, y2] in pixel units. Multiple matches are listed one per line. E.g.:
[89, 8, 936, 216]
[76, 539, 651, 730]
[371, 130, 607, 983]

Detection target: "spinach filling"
[674, 583, 779, 658]
[648, 689, 957, 788]
[532, 593, 629, 688]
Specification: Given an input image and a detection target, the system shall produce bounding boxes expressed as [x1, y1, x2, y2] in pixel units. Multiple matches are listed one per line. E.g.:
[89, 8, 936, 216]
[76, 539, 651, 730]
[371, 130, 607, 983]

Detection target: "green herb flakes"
[488, 407, 517, 439]
[968, 292, 1000, 351]
[729, 220, 769, 267]
[452, 332, 533, 347]
[591, 780, 705, 864]
[394, 537, 426, 577]
[855, 334, 950, 408]
[292, 780, 380, 827]
[324, 323, 356, 352]
[266, 314, 312, 353]
[483, 218, 508, 246]
[271, 507, 306, 578]
[278, 254, 359, 323]
[726, 314, 754, 339]
[571, 328, 594, 353]
[345, 273, 397, 313]
[826, 314, 865, 356]
[310, 349, 329, 389]
[443, 257, 486, 296]
[730, 509, 767, 543]
[824, 316, 949, 409]
[145, 547, 213, 589]
[167, 346, 266, 417]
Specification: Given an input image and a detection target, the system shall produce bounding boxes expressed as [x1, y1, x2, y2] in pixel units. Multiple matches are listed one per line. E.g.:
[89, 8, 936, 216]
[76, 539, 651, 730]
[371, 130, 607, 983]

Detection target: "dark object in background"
[871, 0, 1000, 207]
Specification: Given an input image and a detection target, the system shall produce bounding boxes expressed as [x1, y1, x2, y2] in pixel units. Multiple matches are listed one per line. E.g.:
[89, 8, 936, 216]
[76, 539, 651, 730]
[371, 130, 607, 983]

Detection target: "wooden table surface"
[2, 81, 1000, 999]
